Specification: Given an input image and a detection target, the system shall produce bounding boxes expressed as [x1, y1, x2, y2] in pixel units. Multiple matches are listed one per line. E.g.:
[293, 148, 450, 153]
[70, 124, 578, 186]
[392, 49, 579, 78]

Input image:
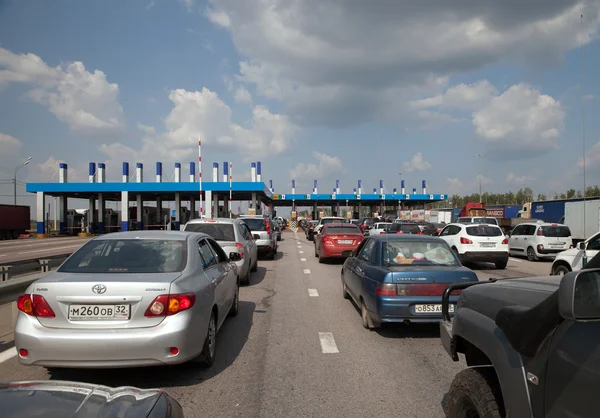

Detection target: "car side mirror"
[229, 252, 242, 262]
[577, 242, 586, 250]
[558, 269, 600, 321]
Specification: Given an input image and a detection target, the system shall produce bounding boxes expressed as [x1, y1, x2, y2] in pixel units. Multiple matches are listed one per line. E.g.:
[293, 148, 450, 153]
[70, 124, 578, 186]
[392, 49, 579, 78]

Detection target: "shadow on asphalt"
[48, 301, 256, 388]
[375, 323, 440, 339]
[247, 266, 267, 287]
[466, 257, 551, 271]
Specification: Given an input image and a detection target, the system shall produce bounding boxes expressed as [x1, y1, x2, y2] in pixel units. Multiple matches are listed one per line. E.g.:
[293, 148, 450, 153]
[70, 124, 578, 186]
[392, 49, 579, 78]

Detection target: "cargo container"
[486, 205, 521, 219]
[563, 199, 600, 244]
[0, 204, 31, 239]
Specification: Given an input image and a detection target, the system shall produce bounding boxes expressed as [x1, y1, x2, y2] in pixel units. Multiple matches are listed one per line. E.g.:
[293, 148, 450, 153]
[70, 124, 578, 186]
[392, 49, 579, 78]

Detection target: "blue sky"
[1, 0, 600, 210]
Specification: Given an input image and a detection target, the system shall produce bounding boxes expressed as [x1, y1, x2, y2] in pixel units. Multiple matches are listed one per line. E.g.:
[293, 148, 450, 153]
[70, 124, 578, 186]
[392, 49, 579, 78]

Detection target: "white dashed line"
[303, 269, 311, 274]
[509, 257, 523, 263]
[297, 246, 302, 249]
[318, 332, 339, 354]
[308, 288, 319, 297]
[0, 347, 17, 364]
[301, 258, 307, 261]
[299, 251, 304, 254]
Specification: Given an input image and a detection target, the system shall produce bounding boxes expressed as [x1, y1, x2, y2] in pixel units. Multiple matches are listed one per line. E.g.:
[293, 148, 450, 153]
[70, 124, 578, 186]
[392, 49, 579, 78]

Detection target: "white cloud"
[506, 172, 536, 185]
[0, 48, 125, 137]
[578, 140, 600, 171]
[28, 156, 86, 183]
[137, 123, 156, 135]
[208, 0, 599, 127]
[233, 85, 252, 104]
[0, 133, 23, 177]
[446, 176, 492, 195]
[180, 0, 194, 12]
[289, 152, 343, 181]
[411, 80, 499, 110]
[402, 152, 432, 173]
[472, 83, 564, 155]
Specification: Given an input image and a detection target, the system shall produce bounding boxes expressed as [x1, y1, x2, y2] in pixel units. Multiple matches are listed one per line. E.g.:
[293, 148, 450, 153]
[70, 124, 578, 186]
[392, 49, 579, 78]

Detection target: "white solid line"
[299, 251, 304, 254]
[509, 257, 523, 263]
[19, 244, 83, 255]
[301, 258, 307, 261]
[318, 332, 339, 354]
[303, 269, 311, 274]
[308, 288, 319, 297]
[0, 347, 17, 364]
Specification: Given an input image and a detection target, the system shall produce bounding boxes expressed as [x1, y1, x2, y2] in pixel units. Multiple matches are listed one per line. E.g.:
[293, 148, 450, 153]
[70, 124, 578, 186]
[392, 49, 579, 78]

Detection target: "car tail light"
[396, 284, 411, 296]
[375, 283, 397, 296]
[417, 231, 423, 235]
[537, 228, 543, 236]
[323, 238, 334, 244]
[145, 293, 196, 317]
[436, 229, 441, 233]
[265, 219, 271, 234]
[380, 231, 385, 234]
[360, 224, 366, 229]
[502, 238, 508, 244]
[460, 237, 473, 244]
[396, 231, 404, 234]
[17, 294, 55, 318]
[236, 242, 245, 258]
[410, 283, 454, 296]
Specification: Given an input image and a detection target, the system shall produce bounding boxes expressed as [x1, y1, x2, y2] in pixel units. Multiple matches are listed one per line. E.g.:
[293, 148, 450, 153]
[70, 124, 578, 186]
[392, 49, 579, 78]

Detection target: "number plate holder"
[414, 304, 455, 314]
[68, 304, 130, 321]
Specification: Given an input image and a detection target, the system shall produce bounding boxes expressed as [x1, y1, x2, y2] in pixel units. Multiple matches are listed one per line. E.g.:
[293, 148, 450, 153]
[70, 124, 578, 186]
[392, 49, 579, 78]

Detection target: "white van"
[508, 222, 573, 261]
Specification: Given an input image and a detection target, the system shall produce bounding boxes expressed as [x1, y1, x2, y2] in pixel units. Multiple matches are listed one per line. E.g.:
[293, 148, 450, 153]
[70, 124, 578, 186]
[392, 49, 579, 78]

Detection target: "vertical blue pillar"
[36, 191, 45, 235]
[121, 191, 129, 231]
[59, 163, 67, 233]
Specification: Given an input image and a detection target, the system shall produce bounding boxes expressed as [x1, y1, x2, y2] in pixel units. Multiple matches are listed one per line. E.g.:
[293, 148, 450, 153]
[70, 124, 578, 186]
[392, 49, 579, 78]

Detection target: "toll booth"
[66, 209, 87, 235]
[103, 208, 120, 233]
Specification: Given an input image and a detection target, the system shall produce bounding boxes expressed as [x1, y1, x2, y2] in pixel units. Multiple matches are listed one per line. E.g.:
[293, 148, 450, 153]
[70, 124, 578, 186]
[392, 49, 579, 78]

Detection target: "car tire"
[527, 246, 538, 261]
[192, 311, 217, 368]
[314, 245, 318, 257]
[251, 259, 258, 272]
[361, 301, 379, 329]
[446, 368, 504, 418]
[228, 281, 239, 317]
[318, 253, 325, 263]
[552, 264, 571, 275]
[495, 259, 508, 269]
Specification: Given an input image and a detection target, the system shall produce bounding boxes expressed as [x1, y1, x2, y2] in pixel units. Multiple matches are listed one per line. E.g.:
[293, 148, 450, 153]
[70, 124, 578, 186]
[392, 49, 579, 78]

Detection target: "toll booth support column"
[251, 193, 257, 214]
[36, 192, 46, 237]
[136, 195, 143, 230]
[337, 203, 340, 217]
[59, 197, 67, 234]
[212, 193, 219, 218]
[190, 197, 195, 220]
[121, 191, 129, 232]
[313, 202, 318, 220]
[358, 202, 362, 218]
[88, 199, 95, 233]
[205, 191, 213, 219]
[156, 198, 162, 229]
[175, 193, 181, 230]
[97, 193, 105, 233]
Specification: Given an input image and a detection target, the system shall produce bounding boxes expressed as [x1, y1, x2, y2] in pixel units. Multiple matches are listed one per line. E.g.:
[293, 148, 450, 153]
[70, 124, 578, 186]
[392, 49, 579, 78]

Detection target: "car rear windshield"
[540, 226, 571, 237]
[184, 223, 235, 241]
[325, 226, 361, 235]
[466, 226, 503, 237]
[58, 239, 187, 273]
[390, 224, 421, 233]
[241, 218, 267, 231]
[383, 241, 458, 266]
[363, 218, 376, 225]
[321, 218, 345, 225]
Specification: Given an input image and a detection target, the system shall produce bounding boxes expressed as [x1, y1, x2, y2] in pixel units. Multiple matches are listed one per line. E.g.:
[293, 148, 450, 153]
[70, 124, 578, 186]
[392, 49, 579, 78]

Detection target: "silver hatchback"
[184, 218, 258, 284]
[238, 215, 278, 259]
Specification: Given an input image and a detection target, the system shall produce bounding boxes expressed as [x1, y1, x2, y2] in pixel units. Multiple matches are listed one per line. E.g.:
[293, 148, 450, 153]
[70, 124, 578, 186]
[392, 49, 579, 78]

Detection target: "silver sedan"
[14, 230, 241, 369]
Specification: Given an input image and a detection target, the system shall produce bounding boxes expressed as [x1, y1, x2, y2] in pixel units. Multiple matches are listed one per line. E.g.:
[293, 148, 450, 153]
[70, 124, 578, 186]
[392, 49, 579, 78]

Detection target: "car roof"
[450, 222, 501, 228]
[95, 230, 206, 241]
[369, 234, 445, 242]
[519, 222, 564, 226]
[186, 217, 238, 224]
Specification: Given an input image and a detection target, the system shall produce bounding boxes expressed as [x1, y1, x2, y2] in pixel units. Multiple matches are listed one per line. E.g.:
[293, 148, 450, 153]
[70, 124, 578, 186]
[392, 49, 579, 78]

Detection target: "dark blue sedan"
[341, 235, 479, 328]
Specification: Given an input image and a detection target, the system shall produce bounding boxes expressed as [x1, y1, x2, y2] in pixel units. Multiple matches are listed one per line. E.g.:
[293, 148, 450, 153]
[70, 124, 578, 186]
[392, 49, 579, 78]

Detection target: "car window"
[58, 239, 187, 273]
[207, 239, 227, 263]
[383, 241, 458, 266]
[440, 226, 452, 236]
[185, 222, 236, 241]
[587, 234, 600, 251]
[538, 225, 571, 238]
[511, 225, 524, 235]
[466, 226, 503, 237]
[321, 218, 345, 225]
[198, 239, 218, 269]
[358, 239, 376, 263]
[324, 225, 362, 235]
[241, 218, 267, 231]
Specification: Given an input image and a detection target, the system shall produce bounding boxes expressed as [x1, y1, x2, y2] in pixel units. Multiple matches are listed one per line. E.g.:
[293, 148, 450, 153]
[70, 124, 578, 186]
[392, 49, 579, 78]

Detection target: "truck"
[459, 202, 486, 217]
[0, 204, 31, 239]
[484, 205, 521, 219]
[517, 199, 593, 224]
[429, 210, 452, 224]
[440, 269, 600, 418]
[563, 199, 600, 244]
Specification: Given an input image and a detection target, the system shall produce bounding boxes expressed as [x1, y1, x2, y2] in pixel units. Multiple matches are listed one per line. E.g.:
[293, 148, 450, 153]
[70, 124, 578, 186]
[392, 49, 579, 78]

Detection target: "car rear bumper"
[255, 239, 276, 253]
[370, 295, 460, 324]
[14, 312, 204, 368]
[459, 251, 508, 262]
[320, 245, 358, 258]
[537, 248, 567, 255]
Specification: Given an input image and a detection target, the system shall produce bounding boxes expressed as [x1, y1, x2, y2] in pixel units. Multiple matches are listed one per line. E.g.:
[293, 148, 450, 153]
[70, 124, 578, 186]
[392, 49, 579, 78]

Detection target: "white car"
[551, 231, 600, 275]
[508, 222, 573, 261]
[314, 217, 345, 235]
[438, 223, 509, 269]
[456, 216, 499, 226]
[369, 222, 392, 236]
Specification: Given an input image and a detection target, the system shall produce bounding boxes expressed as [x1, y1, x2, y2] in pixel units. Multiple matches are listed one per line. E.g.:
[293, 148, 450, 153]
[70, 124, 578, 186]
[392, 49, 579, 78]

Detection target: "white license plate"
[68, 304, 130, 321]
[338, 240, 353, 244]
[480, 243, 496, 248]
[550, 244, 564, 248]
[414, 304, 454, 313]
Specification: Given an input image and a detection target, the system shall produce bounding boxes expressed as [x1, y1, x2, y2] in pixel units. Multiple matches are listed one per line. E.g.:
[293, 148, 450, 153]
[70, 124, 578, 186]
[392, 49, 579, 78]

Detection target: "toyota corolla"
[14, 231, 241, 369]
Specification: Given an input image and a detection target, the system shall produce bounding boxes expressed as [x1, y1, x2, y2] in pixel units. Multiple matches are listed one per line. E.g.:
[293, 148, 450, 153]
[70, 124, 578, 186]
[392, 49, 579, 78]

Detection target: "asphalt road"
[0, 236, 91, 264]
[0, 230, 554, 417]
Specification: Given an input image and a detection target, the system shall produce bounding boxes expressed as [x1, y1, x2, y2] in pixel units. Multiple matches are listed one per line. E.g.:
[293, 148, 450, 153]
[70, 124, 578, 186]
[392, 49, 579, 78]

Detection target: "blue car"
[341, 235, 479, 328]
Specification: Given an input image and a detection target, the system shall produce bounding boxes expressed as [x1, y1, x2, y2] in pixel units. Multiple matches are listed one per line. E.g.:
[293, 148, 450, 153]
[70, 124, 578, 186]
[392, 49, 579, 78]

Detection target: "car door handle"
[356, 267, 364, 274]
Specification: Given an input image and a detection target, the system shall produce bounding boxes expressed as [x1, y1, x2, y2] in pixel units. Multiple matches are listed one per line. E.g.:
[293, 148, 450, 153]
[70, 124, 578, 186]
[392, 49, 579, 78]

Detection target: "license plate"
[338, 240, 353, 244]
[69, 304, 130, 321]
[414, 304, 454, 313]
[480, 243, 496, 248]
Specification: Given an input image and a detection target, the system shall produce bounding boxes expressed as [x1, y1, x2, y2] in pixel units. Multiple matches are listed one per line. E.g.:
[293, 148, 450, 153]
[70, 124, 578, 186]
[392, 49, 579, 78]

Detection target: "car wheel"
[251, 259, 258, 272]
[193, 311, 217, 368]
[229, 281, 239, 317]
[553, 264, 571, 275]
[342, 277, 350, 300]
[314, 245, 318, 257]
[495, 259, 508, 269]
[318, 253, 325, 263]
[445, 368, 504, 418]
[361, 301, 379, 329]
[527, 247, 538, 261]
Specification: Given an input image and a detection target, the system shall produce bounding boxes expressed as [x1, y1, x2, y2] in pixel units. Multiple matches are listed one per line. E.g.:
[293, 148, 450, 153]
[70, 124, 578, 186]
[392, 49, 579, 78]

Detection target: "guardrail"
[0, 253, 73, 281]
[0, 272, 47, 305]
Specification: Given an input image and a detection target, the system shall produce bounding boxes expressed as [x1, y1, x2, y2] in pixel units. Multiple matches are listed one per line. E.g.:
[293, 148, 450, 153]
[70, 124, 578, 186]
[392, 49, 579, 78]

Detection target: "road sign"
[405, 194, 411, 200]
[380, 194, 385, 200]
[281, 194, 286, 199]
[305, 194, 311, 199]
[356, 194, 361, 200]
[171, 209, 176, 217]
[332, 193, 337, 199]
[273, 194, 280, 200]
[429, 194, 434, 200]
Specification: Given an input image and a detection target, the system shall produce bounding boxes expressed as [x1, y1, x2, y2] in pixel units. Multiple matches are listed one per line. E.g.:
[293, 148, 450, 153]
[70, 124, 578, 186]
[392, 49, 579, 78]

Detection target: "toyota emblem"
[92, 284, 107, 294]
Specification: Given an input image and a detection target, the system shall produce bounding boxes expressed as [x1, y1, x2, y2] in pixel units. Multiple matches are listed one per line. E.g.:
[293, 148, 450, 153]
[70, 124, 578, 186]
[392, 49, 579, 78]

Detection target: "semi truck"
[563, 199, 600, 245]
[0, 204, 31, 239]
[517, 199, 598, 224]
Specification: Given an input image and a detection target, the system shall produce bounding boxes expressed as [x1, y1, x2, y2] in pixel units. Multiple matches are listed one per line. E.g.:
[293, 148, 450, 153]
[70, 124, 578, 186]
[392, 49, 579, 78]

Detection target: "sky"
[1, 0, 600, 211]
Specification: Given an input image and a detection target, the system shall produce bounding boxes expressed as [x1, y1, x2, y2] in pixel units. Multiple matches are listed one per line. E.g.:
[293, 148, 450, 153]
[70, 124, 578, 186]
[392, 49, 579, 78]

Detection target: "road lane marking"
[0, 347, 17, 364]
[19, 244, 84, 255]
[509, 258, 523, 263]
[301, 258, 307, 261]
[299, 251, 304, 254]
[0, 254, 7, 257]
[297, 245, 302, 248]
[303, 269, 311, 274]
[318, 332, 339, 354]
[308, 289, 319, 297]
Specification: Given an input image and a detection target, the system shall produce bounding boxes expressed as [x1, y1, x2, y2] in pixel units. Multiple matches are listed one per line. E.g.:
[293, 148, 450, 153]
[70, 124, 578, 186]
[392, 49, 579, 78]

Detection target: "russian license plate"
[69, 304, 130, 321]
[414, 304, 455, 313]
[480, 243, 496, 248]
[338, 240, 353, 244]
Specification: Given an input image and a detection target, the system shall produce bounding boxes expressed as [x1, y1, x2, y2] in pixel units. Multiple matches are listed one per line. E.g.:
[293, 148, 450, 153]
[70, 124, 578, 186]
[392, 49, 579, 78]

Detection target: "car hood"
[555, 248, 579, 259]
[0, 380, 169, 418]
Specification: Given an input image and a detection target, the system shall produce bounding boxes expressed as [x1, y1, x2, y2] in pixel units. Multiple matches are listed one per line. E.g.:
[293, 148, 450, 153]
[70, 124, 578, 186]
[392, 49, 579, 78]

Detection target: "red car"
[314, 223, 364, 263]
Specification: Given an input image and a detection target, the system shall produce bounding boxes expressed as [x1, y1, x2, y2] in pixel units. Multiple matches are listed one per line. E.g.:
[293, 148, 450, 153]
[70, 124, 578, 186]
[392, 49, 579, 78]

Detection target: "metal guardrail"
[0, 272, 47, 305]
[0, 253, 72, 281]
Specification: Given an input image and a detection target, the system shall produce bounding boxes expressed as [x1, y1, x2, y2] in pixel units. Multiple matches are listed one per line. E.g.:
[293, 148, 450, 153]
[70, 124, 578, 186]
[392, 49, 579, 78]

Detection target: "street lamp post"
[13, 157, 32, 205]
[476, 154, 483, 203]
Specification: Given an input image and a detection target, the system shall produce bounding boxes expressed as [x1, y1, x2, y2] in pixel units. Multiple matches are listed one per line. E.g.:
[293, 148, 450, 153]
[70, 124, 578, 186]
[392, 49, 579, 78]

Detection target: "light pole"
[13, 157, 32, 205]
[476, 154, 483, 203]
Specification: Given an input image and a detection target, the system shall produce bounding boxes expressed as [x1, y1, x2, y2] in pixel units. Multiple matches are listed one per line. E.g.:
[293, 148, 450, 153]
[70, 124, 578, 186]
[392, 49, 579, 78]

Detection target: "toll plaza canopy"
[269, 193, 449, 207]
